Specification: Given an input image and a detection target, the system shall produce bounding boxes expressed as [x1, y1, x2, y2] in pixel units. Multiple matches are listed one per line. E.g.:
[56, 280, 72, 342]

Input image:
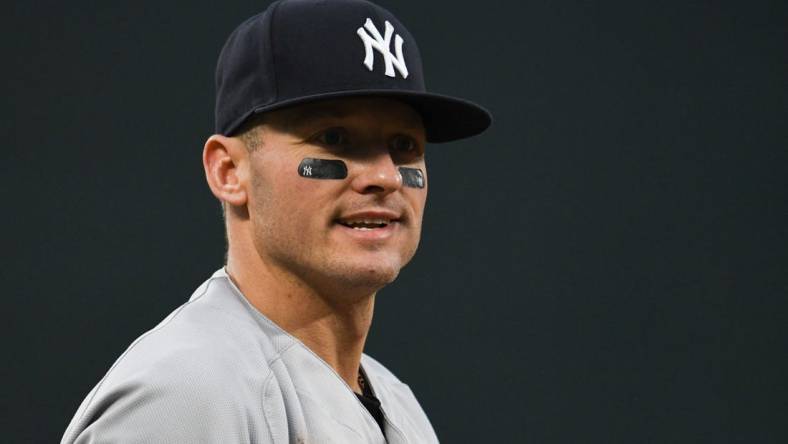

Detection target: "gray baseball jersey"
[61, 269, 439, 443]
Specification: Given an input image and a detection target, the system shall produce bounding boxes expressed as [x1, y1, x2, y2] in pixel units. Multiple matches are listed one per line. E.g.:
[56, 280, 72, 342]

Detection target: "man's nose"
[349, 150, 403, 195]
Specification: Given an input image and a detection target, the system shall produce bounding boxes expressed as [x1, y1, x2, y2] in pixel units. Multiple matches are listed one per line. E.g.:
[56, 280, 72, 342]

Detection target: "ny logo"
[356, 18, 409, 79]
[302, 165, 312, 176]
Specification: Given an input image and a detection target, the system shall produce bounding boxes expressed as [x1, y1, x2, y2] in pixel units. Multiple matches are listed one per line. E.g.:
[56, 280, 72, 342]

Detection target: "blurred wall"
[5, 1, 787, 442]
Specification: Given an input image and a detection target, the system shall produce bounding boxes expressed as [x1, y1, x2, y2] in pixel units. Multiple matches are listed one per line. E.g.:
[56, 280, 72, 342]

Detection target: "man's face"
[242, 97, 427, 297]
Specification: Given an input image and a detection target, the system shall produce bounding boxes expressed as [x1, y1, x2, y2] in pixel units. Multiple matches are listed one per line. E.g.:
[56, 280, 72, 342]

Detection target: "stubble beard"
[249, 195, 412, 302]
[253, 218, 408, 302]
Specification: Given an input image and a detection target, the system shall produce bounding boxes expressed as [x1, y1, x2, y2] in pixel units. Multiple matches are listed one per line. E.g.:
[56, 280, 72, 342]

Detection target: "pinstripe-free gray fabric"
[61, 269, 438, 443]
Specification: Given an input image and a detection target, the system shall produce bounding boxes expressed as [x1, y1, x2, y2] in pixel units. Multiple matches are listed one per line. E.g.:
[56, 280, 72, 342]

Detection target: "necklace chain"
[357, 369, 367, 393]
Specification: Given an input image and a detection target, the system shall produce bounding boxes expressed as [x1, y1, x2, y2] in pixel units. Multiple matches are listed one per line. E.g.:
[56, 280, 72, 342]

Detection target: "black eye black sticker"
[399, 167, 425, 189]
[298, 158, 348, 179]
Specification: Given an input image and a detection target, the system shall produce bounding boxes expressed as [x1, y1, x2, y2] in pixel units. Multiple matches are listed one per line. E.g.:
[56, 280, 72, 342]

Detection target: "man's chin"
[320, 255, 405, 293]
[339, 262, 402, 289]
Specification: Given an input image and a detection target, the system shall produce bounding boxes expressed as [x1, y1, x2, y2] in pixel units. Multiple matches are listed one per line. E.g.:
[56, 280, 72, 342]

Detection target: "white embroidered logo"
[302, 165, 312, 176]
[356, 18, 409, 79]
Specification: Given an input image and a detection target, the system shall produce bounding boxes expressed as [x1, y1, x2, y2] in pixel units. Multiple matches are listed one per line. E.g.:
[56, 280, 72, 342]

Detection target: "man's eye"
[392, 135, 418, 153]
[315, 128, 348, 146]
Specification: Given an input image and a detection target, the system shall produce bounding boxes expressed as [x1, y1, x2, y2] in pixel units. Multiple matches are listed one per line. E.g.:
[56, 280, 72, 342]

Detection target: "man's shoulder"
[104, 272, 282, 387]
[61, 272, 285, 443]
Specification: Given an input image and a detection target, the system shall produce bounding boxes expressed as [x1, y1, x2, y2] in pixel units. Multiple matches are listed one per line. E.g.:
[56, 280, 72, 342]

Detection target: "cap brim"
[234, 89, 492, 143]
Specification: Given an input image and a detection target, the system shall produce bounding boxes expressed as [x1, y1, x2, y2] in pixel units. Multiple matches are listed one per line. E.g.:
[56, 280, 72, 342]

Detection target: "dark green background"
[5, 1, 787, 442]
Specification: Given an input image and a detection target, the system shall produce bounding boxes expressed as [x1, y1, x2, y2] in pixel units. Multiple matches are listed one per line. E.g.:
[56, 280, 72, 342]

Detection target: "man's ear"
[203, 134, 248, 207]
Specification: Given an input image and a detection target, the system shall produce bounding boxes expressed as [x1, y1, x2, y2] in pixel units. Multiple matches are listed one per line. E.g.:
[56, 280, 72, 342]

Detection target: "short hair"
[236, 114, 267, 152]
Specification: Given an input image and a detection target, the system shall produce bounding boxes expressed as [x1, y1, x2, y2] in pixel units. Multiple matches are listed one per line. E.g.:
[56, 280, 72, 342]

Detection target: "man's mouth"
[337, 217, 392, 230]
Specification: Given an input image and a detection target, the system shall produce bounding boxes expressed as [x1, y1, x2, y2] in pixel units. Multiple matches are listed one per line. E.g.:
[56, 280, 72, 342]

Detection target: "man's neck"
[225, 249, 375, 393]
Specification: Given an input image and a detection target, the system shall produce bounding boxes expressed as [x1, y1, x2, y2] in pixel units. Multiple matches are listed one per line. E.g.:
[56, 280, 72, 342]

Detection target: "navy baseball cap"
[214, 0, 492, 143]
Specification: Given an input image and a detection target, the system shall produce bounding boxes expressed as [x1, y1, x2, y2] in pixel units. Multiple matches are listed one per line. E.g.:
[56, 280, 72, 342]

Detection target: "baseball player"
[61, 0, 490, 442]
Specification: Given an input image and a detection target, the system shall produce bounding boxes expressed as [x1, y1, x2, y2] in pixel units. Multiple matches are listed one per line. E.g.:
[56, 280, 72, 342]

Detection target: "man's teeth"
[341, 218, 391, 229]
